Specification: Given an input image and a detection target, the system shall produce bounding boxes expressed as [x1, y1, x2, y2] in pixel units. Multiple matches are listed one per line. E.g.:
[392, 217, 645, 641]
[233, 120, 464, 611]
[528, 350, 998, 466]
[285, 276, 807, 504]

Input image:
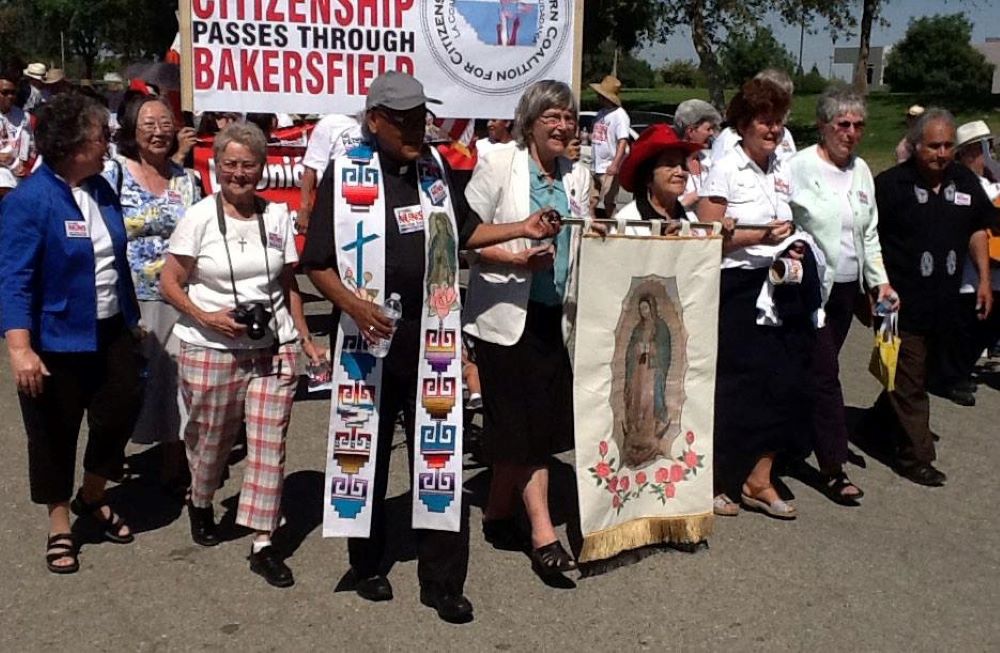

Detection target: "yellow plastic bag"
[869, 312, 900, 391]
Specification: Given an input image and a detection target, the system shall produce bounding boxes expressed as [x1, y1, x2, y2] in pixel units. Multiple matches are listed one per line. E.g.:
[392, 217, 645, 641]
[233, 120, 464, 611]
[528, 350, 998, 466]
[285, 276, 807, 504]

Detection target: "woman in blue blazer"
[0, 94, 141, 574]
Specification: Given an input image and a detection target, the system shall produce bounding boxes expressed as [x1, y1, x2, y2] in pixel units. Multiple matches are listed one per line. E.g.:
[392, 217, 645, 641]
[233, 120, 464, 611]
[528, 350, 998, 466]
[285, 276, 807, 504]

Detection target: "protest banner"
[572, 234, 720, 564]
[180, 0, 582, 117]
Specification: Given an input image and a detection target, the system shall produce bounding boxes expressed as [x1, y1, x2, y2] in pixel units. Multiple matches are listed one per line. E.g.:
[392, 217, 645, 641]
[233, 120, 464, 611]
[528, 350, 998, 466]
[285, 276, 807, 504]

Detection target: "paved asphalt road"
[1, 283, 998, 652]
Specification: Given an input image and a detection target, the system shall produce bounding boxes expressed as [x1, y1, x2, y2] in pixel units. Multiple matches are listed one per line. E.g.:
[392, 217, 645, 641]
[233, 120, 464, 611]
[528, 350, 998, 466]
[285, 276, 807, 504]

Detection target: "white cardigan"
[463, 145, 592, 346]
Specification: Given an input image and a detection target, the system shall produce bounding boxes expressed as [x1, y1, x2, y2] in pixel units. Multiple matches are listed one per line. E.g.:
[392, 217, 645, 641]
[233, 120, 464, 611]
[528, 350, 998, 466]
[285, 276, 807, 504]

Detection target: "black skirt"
[713, 268, 815, 494]
[473, 302, 574, 465]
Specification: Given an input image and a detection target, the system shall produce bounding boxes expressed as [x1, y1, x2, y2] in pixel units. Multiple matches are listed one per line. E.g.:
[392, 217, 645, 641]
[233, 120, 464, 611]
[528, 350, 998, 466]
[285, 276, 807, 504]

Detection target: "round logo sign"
[420, 0, 573, 96]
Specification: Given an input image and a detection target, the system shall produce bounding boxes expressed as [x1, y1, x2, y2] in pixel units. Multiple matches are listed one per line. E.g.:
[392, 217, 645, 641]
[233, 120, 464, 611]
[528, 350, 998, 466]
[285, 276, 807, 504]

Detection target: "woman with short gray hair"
[464, 79, 589, 577]
[160, 122, 322, 587]
[673, 99, 721, 217]
[788, 86, 896, 505]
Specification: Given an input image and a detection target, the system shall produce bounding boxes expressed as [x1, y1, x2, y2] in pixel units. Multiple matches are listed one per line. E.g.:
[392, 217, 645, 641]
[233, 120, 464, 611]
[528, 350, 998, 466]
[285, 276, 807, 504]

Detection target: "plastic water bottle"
[369, 293, 402, 358]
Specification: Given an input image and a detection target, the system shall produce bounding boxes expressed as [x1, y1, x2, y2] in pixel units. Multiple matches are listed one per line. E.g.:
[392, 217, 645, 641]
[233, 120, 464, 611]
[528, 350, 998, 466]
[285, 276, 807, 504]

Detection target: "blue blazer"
[0, 163, 139, 352]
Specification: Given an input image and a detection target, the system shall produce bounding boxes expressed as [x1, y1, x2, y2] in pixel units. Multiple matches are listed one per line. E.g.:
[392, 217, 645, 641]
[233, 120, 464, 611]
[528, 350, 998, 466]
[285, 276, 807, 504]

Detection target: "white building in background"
[831, 46, 891, 89]
[972, 38, 1000, 94]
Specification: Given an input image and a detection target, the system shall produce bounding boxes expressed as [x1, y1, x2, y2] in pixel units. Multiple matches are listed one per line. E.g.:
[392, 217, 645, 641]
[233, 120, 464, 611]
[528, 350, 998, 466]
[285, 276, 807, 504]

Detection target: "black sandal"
[530, 541, 577, 575]
[46, 533, 79, 575]
[482, 518, 527, 552]
[821, 472, 864, 506]
[70, 490, 134, 543]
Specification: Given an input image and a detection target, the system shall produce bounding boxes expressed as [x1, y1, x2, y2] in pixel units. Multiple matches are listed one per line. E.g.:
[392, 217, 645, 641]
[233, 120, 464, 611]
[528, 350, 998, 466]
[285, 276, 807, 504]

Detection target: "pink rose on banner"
[429, 285, 458, 320]
[655, 467, 669, 484]
[612, 495, 621, 508]
[599, 440, 609, 457]
[620, 476, 630, 492]
[665, 482, 676, 498]
[636, 471, 647, 485]
[609, 476, 619, 492]
[595, 462, 611, 479]
[686, 431, 695, 445]
[684, 450, 699, 469]
[670, 464, 685, 483]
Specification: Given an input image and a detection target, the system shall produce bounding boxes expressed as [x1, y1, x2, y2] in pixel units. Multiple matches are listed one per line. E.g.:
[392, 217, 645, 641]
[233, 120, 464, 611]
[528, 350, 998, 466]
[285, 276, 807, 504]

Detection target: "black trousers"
[19, 316, 141, 504]
[347, 339, 470, 594]
[871, 331, 936, 466]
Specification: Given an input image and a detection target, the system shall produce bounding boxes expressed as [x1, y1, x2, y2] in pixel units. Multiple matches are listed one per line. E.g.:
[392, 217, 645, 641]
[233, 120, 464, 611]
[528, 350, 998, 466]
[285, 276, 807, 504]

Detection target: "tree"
[583, 40, 657, 88]
[884, 13, 994, 100]
[852, 0, 881, 93]
[719, 28, 797, 88]
[660, 59, 704, 88]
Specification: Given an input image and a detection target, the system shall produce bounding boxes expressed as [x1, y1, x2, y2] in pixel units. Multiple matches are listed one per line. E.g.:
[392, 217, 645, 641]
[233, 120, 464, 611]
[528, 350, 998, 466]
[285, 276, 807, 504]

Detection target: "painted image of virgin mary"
[622, 295, 672, 467]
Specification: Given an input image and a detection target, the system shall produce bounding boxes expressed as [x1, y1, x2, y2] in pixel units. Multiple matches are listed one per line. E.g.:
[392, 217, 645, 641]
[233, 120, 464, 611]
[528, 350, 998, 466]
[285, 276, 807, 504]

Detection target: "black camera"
[231, 302, 273, 340]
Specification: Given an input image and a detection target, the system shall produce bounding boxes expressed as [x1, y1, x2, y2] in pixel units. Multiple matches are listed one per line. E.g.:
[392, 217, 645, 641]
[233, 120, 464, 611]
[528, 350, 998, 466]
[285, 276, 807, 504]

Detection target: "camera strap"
[215, 192, 281, 344]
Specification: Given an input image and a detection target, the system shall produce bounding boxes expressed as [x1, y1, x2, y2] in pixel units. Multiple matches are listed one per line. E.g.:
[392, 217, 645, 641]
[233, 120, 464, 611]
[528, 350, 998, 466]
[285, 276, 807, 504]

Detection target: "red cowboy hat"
[619, 124, 703, 193]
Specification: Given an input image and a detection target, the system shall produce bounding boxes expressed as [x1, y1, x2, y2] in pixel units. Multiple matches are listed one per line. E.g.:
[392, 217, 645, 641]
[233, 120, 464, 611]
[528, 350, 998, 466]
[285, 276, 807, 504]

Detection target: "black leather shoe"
[420, 585, 474, 624]
[954, 379, 978, 394]
[355, 574, 393, 602]
[187, 502, 220, 547]
[482, 518, 527, 551]
[249, 545, 294, 588]
[897, 462, 947, 487]
[944, 388, 976, 407]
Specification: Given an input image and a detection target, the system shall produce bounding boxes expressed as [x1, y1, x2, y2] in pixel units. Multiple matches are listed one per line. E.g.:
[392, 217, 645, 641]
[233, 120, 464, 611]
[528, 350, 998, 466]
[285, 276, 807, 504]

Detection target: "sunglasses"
[834, 120, 866, 131]
[377, 107, 433, 130]
[0, 89, 16, 97]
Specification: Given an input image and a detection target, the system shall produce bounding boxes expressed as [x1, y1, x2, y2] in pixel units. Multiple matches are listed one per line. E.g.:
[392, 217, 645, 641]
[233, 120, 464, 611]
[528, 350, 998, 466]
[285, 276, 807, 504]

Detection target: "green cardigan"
[788, 144, 889, 302]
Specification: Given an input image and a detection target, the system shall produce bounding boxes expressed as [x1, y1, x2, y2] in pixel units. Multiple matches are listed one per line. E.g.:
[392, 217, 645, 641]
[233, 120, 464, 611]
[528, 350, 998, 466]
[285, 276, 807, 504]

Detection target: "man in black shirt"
[870, 108, 994, 486]
[301, 72, 558, 623]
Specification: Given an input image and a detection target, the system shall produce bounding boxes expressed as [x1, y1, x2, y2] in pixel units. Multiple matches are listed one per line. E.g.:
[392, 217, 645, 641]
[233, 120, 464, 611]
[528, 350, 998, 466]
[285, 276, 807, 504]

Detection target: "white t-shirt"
[711, 126, 796, 165]
[700, 145, 793, 270]
[591, 106, 631, 174]
[302, 114, 363, 179]
[816, 157, 860, 283]
[960, 175, 1000, 293]
[475, 137, 515, 157]
[169, 195, 300, 349]
[683, 149, 712, 220]
[71, 185, 120, 319]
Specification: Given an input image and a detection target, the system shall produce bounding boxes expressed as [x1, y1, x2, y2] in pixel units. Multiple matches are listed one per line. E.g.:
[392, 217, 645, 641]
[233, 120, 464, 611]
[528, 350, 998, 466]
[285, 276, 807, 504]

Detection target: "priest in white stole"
[302, 72, 560, 624]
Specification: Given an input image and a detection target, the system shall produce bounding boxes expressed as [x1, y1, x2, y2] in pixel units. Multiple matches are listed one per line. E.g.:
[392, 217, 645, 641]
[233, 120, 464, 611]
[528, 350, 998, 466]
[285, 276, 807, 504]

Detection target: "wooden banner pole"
[179, 1, 193, 112]
[571, 0, 585, 105]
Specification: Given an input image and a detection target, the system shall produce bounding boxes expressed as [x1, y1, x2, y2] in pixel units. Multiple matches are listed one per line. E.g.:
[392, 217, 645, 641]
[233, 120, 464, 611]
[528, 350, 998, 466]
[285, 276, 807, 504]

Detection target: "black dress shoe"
[897, 462, 947, 487]
[420, 585, 473, 624]
[249, 545, 294, 588]
[187, 502, 220, 547]
[355, 574, 393, 602]
[482, 518, 527, 551]
[954, 379, 978, 394]
[943, 388, 976, 406]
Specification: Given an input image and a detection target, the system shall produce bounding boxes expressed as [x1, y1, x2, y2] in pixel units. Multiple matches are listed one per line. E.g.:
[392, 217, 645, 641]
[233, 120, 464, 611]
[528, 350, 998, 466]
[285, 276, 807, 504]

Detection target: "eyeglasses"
[538, 111, 577, 127]
[377, 107, 433, 131]
[137, 120, 175, 134]
[219, 159, 262, 173]
[833, 120, 866, 131]
[0, 89, 15, 97]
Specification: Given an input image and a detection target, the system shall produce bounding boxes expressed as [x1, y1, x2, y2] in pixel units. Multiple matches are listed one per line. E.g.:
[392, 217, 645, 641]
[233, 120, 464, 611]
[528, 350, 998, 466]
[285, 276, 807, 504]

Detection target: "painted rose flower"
[684, 450, 699, 469]
[595, 462, 611, 479]
[608, 476, 619, 492]
[620, 476, 630, 492]
[665, 482, 676, 498]
[599, 440, 609, 457]
[685, 431, 695, 445]
[612, 495, 622, 508]
[429, 285, 458, 320]
[655, 467, 670, 484]
[636, 471, 647, 485]
[670, 464, 685, 483]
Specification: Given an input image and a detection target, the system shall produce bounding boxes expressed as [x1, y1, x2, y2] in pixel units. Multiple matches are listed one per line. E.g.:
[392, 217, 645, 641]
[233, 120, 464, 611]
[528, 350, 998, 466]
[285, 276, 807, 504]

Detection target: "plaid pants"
[179, 342, 299, 532]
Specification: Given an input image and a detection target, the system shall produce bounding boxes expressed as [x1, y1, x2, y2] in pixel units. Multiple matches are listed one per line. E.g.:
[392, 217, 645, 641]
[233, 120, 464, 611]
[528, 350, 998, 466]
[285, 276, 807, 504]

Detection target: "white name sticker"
[858, 190, 870, 205]
[65, 221, 89, 238]
[394, 205, 425, 234]
[954, 192, 971, 206]
[267, 231, 284, 250]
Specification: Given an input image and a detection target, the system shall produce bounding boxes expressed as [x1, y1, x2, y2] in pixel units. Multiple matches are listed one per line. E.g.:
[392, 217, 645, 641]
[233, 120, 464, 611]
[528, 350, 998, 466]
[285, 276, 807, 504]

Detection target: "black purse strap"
[214, 193, 274, 314]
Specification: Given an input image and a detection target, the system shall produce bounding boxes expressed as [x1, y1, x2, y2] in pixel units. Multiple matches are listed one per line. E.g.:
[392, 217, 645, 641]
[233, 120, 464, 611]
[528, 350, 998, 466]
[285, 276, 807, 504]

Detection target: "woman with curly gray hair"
[464, 80, 591, 577]
[160, 122, 322, 587]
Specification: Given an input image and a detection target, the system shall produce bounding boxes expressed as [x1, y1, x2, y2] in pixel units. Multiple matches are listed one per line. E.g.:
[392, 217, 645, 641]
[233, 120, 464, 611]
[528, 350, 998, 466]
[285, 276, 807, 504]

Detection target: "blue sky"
[640, 0, 1000, 80]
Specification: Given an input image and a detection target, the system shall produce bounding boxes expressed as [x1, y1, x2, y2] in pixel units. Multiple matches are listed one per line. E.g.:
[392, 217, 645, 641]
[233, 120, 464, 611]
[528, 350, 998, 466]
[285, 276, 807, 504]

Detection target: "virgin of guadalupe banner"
[573, 234, 721, 563]
[322, 144, 463, 537]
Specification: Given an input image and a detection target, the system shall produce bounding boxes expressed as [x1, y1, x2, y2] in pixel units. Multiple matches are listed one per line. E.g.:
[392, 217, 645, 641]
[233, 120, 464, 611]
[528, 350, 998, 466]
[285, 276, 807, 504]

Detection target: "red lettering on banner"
[192, 0, 213, 20]
[262, 50, 280, 92]
[395, 0, 414, 27]
[328, 53, 346, 94]
[218, 50, 237, 90]
[311, 0, 331, 24]
[334, 0, 353, 26]
[288, 0, 306, 22]
[284, 52, 303, 93]
[241, 50, 261, 91]
[358, 0, 377, 26]
[305, 52, 324, 93]
[357, 53, 375, 94]
[266, 0, 283, 21]
[193, 48, 214, 89]
[398, 55, 413, 75]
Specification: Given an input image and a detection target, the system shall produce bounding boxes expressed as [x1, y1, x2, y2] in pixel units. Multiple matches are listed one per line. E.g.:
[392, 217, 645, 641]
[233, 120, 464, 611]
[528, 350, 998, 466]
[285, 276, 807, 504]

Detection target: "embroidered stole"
[323, 144, 464, 537]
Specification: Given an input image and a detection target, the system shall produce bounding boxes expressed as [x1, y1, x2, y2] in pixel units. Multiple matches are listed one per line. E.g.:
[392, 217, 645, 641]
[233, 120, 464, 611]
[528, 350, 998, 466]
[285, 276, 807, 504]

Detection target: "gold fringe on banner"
[579, 512, 714, 563]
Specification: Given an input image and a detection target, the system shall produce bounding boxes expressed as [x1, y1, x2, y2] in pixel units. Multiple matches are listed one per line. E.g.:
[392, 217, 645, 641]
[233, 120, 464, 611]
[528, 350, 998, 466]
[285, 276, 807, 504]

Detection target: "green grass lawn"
[582, 86, 1000, 174]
